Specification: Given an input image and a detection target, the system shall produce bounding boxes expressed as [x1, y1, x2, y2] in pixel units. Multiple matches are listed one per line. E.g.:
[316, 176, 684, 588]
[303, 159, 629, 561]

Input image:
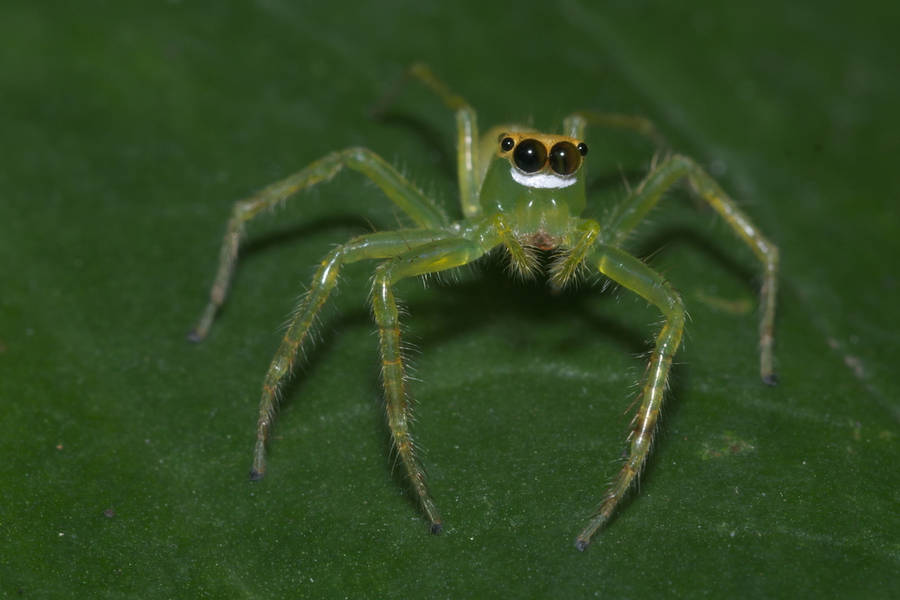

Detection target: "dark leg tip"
[186, 329, 205, 343]
[762, 373, 778, 387]
[249, 469, 264, 481]
[575, 538, 590, 552]
[430, 522, 443, 535]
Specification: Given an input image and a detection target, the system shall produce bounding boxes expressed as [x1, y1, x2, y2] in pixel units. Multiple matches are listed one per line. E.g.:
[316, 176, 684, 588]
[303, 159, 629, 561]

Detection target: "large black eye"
[500, 136, 515, 152]
[513, 139, 547, 173]
[548, 141, 581, 175]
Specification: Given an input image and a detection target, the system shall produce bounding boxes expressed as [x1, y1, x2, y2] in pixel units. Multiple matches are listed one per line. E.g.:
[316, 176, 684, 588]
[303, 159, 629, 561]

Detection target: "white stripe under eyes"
[509, 167, 577, 189]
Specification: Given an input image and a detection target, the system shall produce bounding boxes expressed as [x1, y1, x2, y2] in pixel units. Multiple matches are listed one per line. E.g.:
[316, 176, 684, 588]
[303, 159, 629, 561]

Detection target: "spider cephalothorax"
[190, 63, 778, 550]
[475, 131, 591, 257]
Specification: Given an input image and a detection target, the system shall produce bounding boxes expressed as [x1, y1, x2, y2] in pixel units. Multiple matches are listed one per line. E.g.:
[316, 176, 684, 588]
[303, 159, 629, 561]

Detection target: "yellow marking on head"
[496, 131, 589, 179]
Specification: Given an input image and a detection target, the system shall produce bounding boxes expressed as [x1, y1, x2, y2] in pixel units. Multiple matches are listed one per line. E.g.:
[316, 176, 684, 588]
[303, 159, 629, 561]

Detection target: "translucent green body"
[478, 147, 584, 246]
[189, 64, 778, 550]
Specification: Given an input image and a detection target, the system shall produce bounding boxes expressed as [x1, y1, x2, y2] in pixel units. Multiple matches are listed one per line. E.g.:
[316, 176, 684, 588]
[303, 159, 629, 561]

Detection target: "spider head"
[478, 130, 589, 225]
[496, 133, 588, 189]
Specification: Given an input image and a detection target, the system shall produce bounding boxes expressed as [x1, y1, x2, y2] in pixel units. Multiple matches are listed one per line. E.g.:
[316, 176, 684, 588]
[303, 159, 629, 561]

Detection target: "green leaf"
[2, 1, 897, 597]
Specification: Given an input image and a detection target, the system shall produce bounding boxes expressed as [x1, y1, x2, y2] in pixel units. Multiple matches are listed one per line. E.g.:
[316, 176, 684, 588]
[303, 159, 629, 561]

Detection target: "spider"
[188, 64, 778, 550]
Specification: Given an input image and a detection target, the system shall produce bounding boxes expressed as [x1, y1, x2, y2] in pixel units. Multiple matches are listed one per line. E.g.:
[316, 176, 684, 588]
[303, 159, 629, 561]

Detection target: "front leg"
[577, 244, 686, 550]
[371, 237, 486, 533]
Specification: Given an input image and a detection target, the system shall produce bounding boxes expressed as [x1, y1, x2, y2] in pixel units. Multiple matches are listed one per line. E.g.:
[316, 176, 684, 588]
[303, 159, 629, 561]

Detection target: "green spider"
[189, 64, 778, 550]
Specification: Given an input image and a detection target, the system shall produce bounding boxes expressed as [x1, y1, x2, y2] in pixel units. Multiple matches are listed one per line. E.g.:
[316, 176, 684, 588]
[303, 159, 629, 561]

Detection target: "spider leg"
[249, 229, 453, 480]
[604, 154, 778, 384]
[371, 236, 487, 533]
[576, 244, 686, 551]
[562, 111, 668, 150]
[375, 63, 482, 219]
[188, 147, 449, 341]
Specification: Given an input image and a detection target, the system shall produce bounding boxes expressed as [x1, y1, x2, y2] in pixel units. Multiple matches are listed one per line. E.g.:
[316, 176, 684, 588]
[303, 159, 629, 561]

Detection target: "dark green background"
[2, 1, 897, 597]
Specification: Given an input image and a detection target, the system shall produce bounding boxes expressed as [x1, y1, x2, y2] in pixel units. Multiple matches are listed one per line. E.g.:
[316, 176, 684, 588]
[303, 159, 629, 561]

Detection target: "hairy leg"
[603, 154, 778, 383]
[371, 237, 486, 532]
[576, 244, 686, 550]
[248, 229, 453, 480]
[375, 63, 482, 219]
[189, 147, 449, 341]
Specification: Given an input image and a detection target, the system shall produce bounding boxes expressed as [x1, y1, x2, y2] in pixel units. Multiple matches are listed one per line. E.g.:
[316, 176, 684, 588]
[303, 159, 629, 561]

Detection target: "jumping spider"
[189, 64, 778, 550]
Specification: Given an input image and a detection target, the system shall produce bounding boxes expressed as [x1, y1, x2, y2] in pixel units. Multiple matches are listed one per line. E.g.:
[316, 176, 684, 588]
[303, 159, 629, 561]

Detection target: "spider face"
[497, 132, 589, 189]
[477, 131, 589, 236]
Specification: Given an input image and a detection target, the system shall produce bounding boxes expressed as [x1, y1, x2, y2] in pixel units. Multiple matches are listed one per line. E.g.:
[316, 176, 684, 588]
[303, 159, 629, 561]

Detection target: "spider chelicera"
[189, 64, 778, 550]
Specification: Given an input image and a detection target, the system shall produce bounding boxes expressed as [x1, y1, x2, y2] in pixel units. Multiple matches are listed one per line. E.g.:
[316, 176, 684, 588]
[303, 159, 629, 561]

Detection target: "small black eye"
[500, 136, 515, 152]
[513, 139, 547, 173]
[577, 142, 588, 156]
[548, 141, 581, 175]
